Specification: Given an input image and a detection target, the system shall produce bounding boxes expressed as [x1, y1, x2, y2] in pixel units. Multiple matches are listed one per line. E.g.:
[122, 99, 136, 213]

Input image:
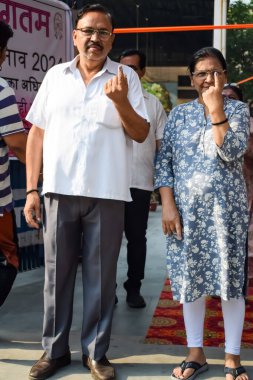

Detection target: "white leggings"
[183, 296, 245, 355]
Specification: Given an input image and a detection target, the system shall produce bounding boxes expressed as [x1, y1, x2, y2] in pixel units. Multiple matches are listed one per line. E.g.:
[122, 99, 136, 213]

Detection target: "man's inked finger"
[118, 65, 123, 81]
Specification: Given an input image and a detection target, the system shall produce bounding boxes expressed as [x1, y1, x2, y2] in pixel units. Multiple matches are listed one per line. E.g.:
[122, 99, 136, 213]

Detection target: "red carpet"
[145, 279, 253, 347]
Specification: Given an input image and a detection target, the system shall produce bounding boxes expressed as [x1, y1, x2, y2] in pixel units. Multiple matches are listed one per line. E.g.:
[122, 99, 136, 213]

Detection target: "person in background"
[23, 4, 149, 380]
[155, 47, 250, 380]
[0, 20, 27, 307]
[118, 49, 167, 308]
[222, 82, 243, 101]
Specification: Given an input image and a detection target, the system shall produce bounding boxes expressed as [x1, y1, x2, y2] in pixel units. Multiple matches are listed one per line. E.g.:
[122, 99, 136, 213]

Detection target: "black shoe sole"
[127, 301, 146, 308]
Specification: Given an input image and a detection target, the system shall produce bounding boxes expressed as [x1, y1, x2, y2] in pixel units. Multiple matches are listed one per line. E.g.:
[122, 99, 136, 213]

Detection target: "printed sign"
[0, 0, 74, 269]
[0, 0, 74, 122]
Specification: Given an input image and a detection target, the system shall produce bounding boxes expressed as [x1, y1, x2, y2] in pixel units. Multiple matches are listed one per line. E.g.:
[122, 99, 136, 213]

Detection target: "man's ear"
[140, 67, 146, 79]
[72, 30, 77, 47]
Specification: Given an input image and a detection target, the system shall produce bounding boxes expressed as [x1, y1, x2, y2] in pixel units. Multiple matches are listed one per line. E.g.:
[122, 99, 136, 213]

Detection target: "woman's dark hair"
[188, 46, 227, 74]
[223, 83, 243, 102]
[74, 3, 114, 30]
[0, 20, 13, 51]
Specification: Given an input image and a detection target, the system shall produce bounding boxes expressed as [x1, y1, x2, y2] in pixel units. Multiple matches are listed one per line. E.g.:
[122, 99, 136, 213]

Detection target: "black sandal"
[171, 360, 209, 380]
[224, 366, 247, 379]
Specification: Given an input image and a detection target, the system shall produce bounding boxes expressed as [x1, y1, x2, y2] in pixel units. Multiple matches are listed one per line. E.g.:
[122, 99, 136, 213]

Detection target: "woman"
[155, 47, 250, 380]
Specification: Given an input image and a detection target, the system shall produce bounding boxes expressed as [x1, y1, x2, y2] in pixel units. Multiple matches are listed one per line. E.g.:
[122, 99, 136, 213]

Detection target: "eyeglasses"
[75, 28, 112, 40]
[192, 69, 226, 79]
[224, 82, 239, 88]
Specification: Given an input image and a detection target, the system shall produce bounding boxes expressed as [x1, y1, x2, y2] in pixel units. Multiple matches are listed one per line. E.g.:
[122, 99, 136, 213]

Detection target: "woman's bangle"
[26, 189, 39, 196]
[211, 118, 228, 126]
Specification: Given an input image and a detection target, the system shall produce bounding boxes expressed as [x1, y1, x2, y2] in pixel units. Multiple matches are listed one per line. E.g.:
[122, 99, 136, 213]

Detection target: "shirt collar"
[142, 88, 149, 99]
[63, 55, 118, 76]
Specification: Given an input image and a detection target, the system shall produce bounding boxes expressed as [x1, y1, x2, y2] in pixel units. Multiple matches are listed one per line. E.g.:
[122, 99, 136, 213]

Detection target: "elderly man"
[24, 4, 149, 380]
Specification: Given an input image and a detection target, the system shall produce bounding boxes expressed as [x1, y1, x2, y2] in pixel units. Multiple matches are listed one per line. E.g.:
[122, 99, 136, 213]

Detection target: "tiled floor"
[0, 206, 252, 380]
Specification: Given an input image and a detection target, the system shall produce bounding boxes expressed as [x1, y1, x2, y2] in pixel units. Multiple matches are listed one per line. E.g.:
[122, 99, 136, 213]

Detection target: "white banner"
[0, 0, 74, 263]
[0, 0, 74, 123]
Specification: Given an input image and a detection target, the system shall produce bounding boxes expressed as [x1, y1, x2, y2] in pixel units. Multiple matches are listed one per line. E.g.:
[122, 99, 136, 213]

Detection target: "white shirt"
[131, 89, 167, 191]
[26, 57, 148, 202]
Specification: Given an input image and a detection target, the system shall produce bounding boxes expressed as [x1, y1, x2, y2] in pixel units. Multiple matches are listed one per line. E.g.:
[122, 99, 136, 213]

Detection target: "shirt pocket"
[95, 96, 122, 129]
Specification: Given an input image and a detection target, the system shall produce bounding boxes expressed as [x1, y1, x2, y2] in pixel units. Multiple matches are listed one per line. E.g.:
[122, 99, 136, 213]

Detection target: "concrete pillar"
[213, 0, 228, 57]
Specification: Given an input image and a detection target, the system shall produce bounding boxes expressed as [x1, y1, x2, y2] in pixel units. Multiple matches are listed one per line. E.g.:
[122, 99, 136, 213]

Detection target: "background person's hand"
[24, 192, 41, 229]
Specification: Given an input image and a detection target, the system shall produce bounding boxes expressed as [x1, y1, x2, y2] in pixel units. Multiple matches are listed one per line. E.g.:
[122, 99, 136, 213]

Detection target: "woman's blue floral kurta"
[155, 97, 250, 303]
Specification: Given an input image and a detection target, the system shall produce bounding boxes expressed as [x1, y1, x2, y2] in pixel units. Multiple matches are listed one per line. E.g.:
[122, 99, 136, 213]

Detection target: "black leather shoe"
[29, 351, 71, 379]
[126, 291, 146, 308]
[82, 355, 115, 380]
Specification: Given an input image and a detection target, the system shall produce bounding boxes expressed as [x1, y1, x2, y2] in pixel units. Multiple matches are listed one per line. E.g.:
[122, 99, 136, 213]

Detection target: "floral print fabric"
[155, 97, 250, 303]
[243, 118, 253, 284]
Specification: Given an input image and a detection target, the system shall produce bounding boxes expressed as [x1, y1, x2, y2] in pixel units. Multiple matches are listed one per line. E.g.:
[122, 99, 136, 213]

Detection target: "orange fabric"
[0, 211, 19, 269]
